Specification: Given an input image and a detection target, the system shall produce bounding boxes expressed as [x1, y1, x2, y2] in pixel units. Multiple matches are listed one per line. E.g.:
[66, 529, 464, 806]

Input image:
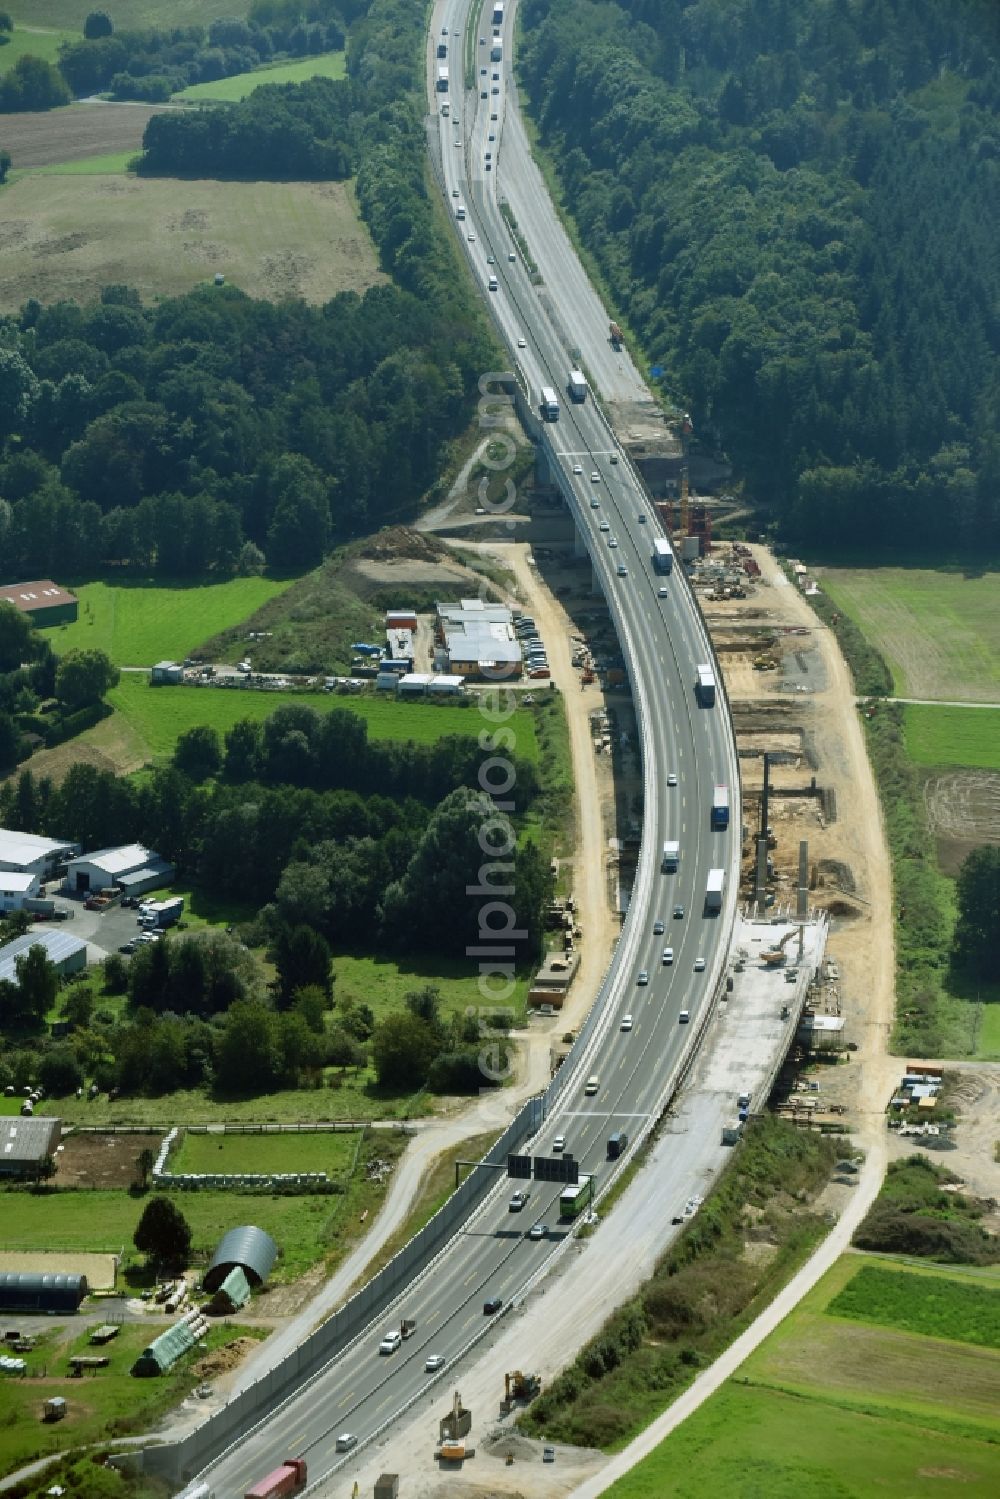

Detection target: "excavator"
[761, 925, 804, 967]
[500, 1370, 541, 1414]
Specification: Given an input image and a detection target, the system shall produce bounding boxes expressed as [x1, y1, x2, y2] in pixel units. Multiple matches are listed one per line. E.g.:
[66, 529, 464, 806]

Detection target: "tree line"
[0, 602, 119, 775]
[519, 0, 1000, 555]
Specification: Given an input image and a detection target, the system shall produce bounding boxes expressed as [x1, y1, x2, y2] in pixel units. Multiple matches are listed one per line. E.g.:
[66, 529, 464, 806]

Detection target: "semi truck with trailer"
[567, 368, 587, 403]
[244, 1458, 307, 1499]
[695, 664, 716, 705]
[652, 537, 674, 575]
[711, 785, 730, 830]
[436, 66, 448, 91]
[661, 839, 680, 871]
[705, 868, 725, 912]
[491, 38, 503, 61]
[492, 2, 505, 26]
[540, 386, 560, 421]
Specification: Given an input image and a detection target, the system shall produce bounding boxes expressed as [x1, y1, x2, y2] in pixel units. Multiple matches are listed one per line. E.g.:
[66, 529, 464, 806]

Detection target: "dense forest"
[520, 0, 1000, 553]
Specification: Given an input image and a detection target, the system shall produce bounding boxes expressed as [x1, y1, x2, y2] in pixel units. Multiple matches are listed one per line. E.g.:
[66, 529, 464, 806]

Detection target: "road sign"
[507, 1153, 532, 1180]
[533, 1154, 579, 1184]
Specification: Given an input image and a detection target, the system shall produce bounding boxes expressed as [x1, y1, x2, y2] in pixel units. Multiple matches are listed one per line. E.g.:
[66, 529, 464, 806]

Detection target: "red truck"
[244, 1458, 307, 1499]
[609, 321, 623, 348]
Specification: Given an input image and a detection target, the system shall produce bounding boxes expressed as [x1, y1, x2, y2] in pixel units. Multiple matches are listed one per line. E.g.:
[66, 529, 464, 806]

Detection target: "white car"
[517, 336, 526, 347]
[573, 463, 583, 474]
[637, 970, 649, 986]
[452, 187, 459, 197]
[468, 231, 476, 241]
[487, 254, 495, 264]
[508, 251, 515, 261]
[662, 947, 674, 964]
[608, 536, 618, 547]
[425, 1354, 446, 1372]
[621, 1014, 633, 1031]
[617, 564, 628, 576]
[667, 772, 677, 786]
[694, 957, 706, 972]
[379, 1330, 402, 1355]
[528, 1222, 546, 1240]
[335, 1434, 357, 1452]
[599, 520, 610, 531]
[552, 1135, 565, 1152]
[590, 471, 600, 482]
[658, 585, 669, 597]
[679, 1009, 690, 1023]
[590, 496, 600, 507]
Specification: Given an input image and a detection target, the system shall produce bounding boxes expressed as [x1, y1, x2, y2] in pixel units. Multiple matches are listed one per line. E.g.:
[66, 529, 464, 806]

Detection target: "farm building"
[0, 1271, 87, 1313]
[131, 1320, 197, 1377]
[0, 580, 78, 628]
[0, 829, 79, 879]
[0, 1116, 62, 1178]
[208, 1266, 252, 1314]
[151, 661, 184, 685]
[116, 860, 177, 899]
[203, 1225, 278, 1293]
[0, 871, 41, 912]
[434, 599, 521, 679]
[0, 930, 87, 985]
[385, 609, 417, 631]
[65, 843, 163, 894]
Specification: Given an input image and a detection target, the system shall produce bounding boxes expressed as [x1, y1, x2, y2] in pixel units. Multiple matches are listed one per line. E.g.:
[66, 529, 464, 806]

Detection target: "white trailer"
[705, 867, 725, 912]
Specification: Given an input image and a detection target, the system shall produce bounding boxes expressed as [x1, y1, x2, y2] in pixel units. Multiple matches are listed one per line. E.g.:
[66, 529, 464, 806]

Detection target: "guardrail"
[146, 1093, 544, 1485]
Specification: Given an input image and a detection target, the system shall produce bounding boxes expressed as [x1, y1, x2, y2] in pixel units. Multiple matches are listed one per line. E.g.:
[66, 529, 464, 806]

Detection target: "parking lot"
[34, 889, 171, 960]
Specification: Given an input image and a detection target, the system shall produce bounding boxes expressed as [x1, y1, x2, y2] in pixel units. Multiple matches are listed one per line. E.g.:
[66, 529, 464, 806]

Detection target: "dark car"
[483, 1295, 503, 1315]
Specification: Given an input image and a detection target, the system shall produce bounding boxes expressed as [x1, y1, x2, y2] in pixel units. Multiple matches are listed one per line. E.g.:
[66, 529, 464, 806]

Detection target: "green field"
[0, 1321, 266, 1477]
[12, 2, 243, 27]
[0, 23, 72, 72]
[823, 567, 1000, 703]
[828, 1263, 1000, 1349]
[103, 671, 540, 765]
[19, 151, 138, 177]
[903, 703, 1000, 770]
[51, 578, 293, 666]
[174, 50, 345, 102]
[171, 1127, 359, 1177]
[606, 1382, 1000, 1499]
[53, 1080, 411, 1128]
[0, 1132, 407, 1280]
[0, 174, 385, 311]
[609, 1254, 1000, 1498]
[333, 951, 530, 1023]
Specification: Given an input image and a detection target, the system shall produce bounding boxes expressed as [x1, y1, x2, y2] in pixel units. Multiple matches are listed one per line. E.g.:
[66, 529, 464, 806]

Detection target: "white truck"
[491, 38, 503, 62]
[567, 368, 587, 403]
[705, 868, 724, 912]
[661, 839, 680, 871]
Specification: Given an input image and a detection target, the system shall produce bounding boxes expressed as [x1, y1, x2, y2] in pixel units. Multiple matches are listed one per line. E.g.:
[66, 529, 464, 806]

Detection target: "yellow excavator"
[761, 926, 803, 967]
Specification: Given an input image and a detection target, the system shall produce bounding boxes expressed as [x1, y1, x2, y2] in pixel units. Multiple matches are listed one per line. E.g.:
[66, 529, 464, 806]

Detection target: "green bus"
[559, 1174, 594, 1221]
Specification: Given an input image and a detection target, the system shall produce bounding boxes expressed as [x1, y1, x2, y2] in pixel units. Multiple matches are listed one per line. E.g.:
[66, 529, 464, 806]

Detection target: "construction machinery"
[435, 1389, 474, 1461]
[761, 926, 804, 967]
[501, 1370, 541, 1414]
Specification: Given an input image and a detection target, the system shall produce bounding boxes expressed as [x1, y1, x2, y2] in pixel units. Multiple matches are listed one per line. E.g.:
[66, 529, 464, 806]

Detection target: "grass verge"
[170, 1127, 360, 1179]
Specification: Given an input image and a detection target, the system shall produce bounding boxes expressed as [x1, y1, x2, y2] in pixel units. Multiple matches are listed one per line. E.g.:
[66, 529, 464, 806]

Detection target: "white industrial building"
[0, 871, 42, 913]
[396, 673, 466, 697]
[0, 930, 87, 985]
[434, 599, 521, 679]
[65, 843, 162, 895]
[0, 829, 79, 879]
